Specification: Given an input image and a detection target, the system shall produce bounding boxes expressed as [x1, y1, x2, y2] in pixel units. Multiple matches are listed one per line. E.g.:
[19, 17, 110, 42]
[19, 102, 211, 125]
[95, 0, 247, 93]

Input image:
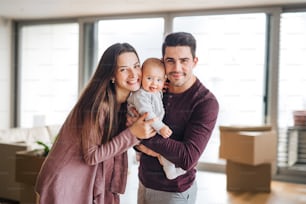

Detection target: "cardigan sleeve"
[81, 115, 140, 166]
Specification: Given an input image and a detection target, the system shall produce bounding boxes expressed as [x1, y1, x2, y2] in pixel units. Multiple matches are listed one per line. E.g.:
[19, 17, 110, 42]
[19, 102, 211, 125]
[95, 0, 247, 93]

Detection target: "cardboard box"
[226, 160, 271, 192]
[19, 183, 37, 204]
[0, 142, 28, 201]
[15, 150, 45, 186]
[219, 127, 277, 165]
[219, 125, 272, 132]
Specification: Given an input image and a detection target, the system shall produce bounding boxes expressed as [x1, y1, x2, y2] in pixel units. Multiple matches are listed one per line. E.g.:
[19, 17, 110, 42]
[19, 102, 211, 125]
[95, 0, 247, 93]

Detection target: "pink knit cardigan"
[35, 113, 139, 204]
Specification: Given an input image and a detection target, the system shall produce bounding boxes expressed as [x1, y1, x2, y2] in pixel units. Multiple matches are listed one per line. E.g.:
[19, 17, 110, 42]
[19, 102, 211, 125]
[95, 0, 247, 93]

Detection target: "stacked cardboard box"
[15, 150, 45, 204]
[219, 126, 277, 192]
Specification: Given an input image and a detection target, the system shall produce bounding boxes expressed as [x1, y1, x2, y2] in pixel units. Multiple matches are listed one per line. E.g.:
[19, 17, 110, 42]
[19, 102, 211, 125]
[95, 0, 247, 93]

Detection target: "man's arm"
[141, 98, 219, 170]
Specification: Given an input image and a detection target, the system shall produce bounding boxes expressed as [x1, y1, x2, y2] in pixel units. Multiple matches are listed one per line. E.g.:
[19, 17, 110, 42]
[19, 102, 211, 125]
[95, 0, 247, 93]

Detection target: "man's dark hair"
[162, 32, 196, 58]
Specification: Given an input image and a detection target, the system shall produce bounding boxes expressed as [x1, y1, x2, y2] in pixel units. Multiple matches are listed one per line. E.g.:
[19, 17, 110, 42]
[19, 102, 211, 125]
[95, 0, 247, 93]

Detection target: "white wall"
[0, 17, 12, 128]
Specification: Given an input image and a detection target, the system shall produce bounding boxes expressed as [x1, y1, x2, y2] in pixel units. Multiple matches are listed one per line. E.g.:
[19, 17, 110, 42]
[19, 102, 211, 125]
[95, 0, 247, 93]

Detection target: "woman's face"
[115, 52, 142, 101]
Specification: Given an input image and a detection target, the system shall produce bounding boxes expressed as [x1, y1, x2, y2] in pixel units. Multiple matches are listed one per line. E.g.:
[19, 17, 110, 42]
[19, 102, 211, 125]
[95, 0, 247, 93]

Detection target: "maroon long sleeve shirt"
[139, 78, 219, 192]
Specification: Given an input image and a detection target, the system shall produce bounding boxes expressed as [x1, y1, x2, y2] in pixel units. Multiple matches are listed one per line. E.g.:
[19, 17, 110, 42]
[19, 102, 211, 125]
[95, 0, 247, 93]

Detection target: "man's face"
[163, 46, 198, 90]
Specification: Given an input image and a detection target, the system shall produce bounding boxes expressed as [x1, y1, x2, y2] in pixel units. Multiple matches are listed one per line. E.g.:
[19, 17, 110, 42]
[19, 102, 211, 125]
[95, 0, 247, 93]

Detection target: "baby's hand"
[160, 125, 172, 138]
[157, 155, 164, 166]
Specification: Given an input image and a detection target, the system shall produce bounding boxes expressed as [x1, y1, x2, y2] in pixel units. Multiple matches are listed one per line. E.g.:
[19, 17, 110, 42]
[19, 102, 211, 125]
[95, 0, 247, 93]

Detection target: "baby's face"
[142, 64, 166, 93]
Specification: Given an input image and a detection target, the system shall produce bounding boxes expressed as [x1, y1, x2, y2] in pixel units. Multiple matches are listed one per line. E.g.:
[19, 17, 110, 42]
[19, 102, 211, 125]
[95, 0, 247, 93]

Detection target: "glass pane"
[98, 18, 164, 165]
[98, 18, 164, 63]
[0, 21, 11, 128]
[279, 12, 306, 128]
[278, 12, 306, 167]
[173, 13, 267, 163]
[20, 23, 79, 127]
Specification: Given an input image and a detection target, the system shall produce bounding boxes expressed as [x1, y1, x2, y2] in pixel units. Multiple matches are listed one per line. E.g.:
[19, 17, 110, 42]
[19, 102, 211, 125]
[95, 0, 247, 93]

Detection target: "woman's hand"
[129, 113, 156, 139]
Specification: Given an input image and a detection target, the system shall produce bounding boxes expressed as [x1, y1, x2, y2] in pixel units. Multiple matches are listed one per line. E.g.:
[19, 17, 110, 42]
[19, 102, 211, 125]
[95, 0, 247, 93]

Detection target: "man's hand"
[135, 144, 159, 157]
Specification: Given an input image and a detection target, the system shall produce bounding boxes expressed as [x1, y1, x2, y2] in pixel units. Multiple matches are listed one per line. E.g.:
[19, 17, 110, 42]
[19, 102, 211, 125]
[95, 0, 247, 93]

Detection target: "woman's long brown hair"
[71, 43, 139, 144]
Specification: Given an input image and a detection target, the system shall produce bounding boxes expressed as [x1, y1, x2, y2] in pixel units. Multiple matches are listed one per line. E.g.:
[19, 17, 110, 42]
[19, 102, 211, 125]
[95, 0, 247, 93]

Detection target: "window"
[13, 7, 306, 182]
[19, 23, 79, 127]
[173, 13, 268, 163]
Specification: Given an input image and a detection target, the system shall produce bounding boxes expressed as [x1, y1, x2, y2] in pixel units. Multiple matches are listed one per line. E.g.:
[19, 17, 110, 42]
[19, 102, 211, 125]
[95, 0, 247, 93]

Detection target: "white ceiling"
[0, 0, 306, 20]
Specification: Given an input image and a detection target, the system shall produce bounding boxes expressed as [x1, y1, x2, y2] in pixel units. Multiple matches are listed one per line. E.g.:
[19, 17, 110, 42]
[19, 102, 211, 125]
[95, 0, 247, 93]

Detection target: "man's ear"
[193, 57, 199, 67]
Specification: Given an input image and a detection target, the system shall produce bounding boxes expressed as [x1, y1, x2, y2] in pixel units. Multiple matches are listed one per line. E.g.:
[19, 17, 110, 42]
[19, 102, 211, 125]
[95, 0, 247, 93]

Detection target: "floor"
[121, 164, 306, 204]
[0, 163, 305, 204]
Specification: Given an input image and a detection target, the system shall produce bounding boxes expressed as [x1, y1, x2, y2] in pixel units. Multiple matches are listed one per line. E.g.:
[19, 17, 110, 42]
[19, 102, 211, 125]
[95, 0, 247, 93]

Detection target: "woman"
[35, 43, 156, 204]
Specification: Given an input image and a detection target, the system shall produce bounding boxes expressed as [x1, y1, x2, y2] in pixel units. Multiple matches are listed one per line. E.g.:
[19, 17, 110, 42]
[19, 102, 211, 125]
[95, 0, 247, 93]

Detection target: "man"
[137, 32, 219, 204]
